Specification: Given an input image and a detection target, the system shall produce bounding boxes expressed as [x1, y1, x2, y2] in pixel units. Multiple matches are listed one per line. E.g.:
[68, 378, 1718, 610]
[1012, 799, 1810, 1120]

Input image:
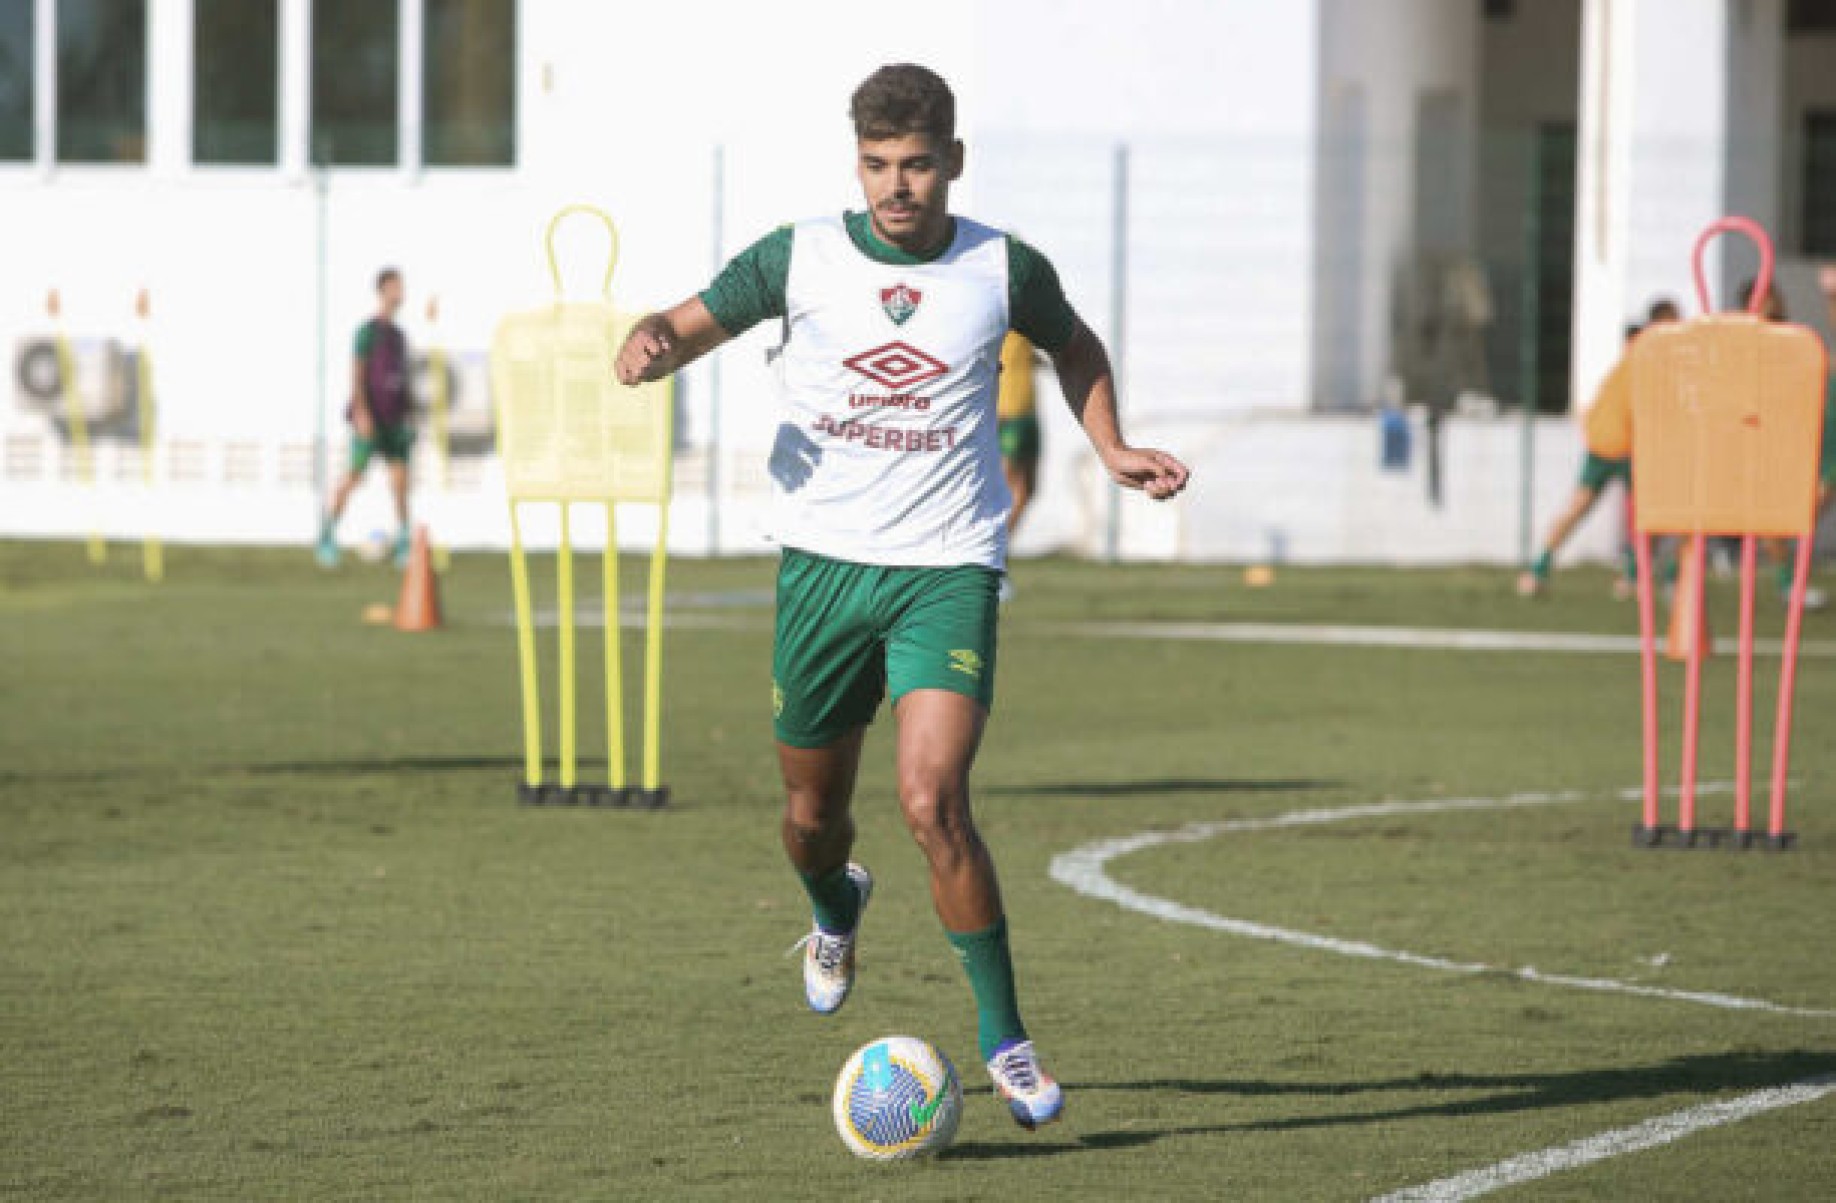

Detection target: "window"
[57, 0, 146, 163]
[1805, 112, 1836, 256]
[193, 0, 278, 164]
[1787, 0, 1836, 34]
[424, 0, 515, 166]
[311, 0, 398, 166]
[0, 2, 31, 160]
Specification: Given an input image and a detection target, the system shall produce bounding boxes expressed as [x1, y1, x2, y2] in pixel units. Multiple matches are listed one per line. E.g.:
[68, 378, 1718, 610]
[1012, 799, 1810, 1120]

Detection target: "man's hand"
[1818, 264, 1836, 301]
[352, 403, 375, 440]
[616, 316, 676, 386]
[1101, 445, 1190, 500]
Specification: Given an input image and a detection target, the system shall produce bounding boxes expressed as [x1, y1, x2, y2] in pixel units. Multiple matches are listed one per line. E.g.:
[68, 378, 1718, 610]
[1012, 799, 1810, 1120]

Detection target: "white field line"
[1047, 787, 1836, 1019]
[1367, 1072, 1836, 1202]
[502, 609, 765, 631]
[1057, 619, 1836, 658]
[1050, 787, 1836, 1197]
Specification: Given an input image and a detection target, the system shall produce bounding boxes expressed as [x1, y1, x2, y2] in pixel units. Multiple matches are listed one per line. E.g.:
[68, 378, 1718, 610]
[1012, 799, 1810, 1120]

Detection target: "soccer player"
[1745, 278, 1832, 608]
[318, 269, 415, 569]
[998, 329, 1042, 536]
[1518, 298, 1679, 598]
[614, 65, 1188, 1130]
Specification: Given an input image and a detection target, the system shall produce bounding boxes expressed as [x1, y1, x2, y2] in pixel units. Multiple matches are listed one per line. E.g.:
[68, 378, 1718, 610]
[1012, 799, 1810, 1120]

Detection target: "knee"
[900, 777, 979, 863]
[782, 795, 848, 847]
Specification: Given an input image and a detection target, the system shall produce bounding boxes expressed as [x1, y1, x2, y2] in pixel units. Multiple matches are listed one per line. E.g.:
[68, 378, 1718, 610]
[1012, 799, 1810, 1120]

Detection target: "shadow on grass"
[238, 755, 530, 776]
[985, 778, 1337, 799]
[941, 1050, 1836, 1161]
[2, 756, 538, 784]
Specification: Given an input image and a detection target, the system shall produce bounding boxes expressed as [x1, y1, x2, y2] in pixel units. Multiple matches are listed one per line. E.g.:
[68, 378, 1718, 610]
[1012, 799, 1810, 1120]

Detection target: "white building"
[2, 0, 1832, 562]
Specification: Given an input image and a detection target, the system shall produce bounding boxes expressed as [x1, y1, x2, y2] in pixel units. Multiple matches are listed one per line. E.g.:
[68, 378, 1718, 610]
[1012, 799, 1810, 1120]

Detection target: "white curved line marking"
[1047, 788, 1835, 1019]
[1368, 1073, 1836, 1202]
[1050, 788, 1835, 1197]
[1059, 620, 1836, 659]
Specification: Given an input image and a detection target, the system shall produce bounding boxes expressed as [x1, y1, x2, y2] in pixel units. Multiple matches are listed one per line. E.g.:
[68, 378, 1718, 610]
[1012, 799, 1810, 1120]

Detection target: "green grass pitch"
[2, 541, 1833, 1199]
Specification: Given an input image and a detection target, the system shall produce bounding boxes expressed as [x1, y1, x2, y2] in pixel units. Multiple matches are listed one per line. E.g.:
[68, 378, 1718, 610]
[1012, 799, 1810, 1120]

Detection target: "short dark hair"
[1735, 277, 1783, 313]
[376, 267, 402, 292]
[1647, 297, 1680, 323]
[851, 65, 955, 142]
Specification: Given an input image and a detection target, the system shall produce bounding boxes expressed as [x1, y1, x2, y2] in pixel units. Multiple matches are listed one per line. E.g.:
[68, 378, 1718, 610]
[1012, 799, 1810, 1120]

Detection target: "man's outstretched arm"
[615, 298, 733, 386]
[1049, 320, 1190, 501]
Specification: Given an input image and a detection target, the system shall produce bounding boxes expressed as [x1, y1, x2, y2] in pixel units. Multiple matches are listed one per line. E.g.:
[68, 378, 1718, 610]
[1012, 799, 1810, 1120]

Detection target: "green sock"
[945, 919, 1027, 1060]
[799, 865, 860, 934]
[1530, 550, 1553, 580]
[1619, 547, 1637, 583]
[1777, 562, 1794, 593]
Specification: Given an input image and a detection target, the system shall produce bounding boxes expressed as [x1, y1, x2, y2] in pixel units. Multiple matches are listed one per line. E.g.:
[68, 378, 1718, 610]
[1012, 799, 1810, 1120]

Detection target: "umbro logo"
[843, 342, 949, 391]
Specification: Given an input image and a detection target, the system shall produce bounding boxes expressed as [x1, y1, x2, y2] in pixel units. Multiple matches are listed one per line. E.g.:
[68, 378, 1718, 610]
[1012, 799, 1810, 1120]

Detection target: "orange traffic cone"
[394, 525, 443, 632]
[1665, 538, 1711, 662]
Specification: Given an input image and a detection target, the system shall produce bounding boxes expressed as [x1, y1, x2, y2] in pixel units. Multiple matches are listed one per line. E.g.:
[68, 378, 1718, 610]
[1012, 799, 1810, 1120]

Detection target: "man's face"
[379, 276, 404, 316]
[856, 132, 963, 246]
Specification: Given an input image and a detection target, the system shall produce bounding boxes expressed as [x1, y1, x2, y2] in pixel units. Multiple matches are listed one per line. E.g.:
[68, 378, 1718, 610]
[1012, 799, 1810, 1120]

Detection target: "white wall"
[4, 0, 1342, 557]
[1573, 0, 1725, 410]
[10, 409, 1618, 570]
[971, 0, 1322, 416]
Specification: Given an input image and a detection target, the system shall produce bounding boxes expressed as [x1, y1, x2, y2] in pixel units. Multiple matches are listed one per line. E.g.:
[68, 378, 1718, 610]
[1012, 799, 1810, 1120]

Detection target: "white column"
[1571, 0, 1735, 408]
[400, 0, 422, 177]
[146, 0, 192, 174]
[279, 0, 310, 177]
[33, 0, 54, 173]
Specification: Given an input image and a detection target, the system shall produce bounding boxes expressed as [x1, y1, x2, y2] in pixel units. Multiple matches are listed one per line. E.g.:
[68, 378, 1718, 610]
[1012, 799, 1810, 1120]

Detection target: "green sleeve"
[353, 320, 375, 359]
[699, 225, 793, 336]
[1007, 236, 1079, 354]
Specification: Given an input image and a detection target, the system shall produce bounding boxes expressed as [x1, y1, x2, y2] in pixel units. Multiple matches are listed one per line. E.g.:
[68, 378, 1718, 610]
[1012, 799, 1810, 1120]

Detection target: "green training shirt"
[698, 211, 1079, 353]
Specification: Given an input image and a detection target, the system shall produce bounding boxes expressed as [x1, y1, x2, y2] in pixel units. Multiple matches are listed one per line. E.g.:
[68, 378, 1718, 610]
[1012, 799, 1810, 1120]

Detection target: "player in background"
[614, 65, 1188, 1130]
[318, 269, 415, 569]
[998, 330, 1042, 533]
[1518, 298, 1679, 598]
[995, 329, 1042, 602]
[1745, 278, 1832, 608]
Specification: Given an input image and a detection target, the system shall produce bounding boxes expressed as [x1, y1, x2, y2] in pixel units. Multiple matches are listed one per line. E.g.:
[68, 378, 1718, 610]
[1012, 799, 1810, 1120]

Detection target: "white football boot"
[987, 1039, 1064, 1130]
[791, 863, 873, 1015]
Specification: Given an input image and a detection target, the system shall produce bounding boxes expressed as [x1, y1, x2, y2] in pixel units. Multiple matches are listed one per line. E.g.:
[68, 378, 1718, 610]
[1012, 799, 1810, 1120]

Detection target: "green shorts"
[772, 548, 1000, 748]
[1579, 452, 1630, 492]
[351, 424, 414, 471]
[998, 415, 1041, 465]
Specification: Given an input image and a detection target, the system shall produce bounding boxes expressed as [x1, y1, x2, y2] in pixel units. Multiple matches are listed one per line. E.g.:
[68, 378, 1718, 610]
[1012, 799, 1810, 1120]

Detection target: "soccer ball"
[356, 528, 392, 563]
[832, 1036, 963, 1160]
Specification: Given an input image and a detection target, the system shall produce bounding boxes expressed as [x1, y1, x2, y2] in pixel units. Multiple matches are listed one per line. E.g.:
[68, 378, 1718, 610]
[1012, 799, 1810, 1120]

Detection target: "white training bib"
[769, 216, 1012, 569]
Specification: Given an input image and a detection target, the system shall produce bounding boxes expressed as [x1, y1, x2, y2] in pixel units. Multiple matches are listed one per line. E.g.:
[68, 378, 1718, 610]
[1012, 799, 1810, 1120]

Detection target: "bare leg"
[1538, 485, 1602, 562]
[895, 689, 1045, 1088]
[778, 729, 865, 880]
[325, 468, 363, 527]
[1003, 458, 1036, 536]
[386, 460, 411, 530]
[1518, 485, 1601, 595]
[893, 689, 1000, 931]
